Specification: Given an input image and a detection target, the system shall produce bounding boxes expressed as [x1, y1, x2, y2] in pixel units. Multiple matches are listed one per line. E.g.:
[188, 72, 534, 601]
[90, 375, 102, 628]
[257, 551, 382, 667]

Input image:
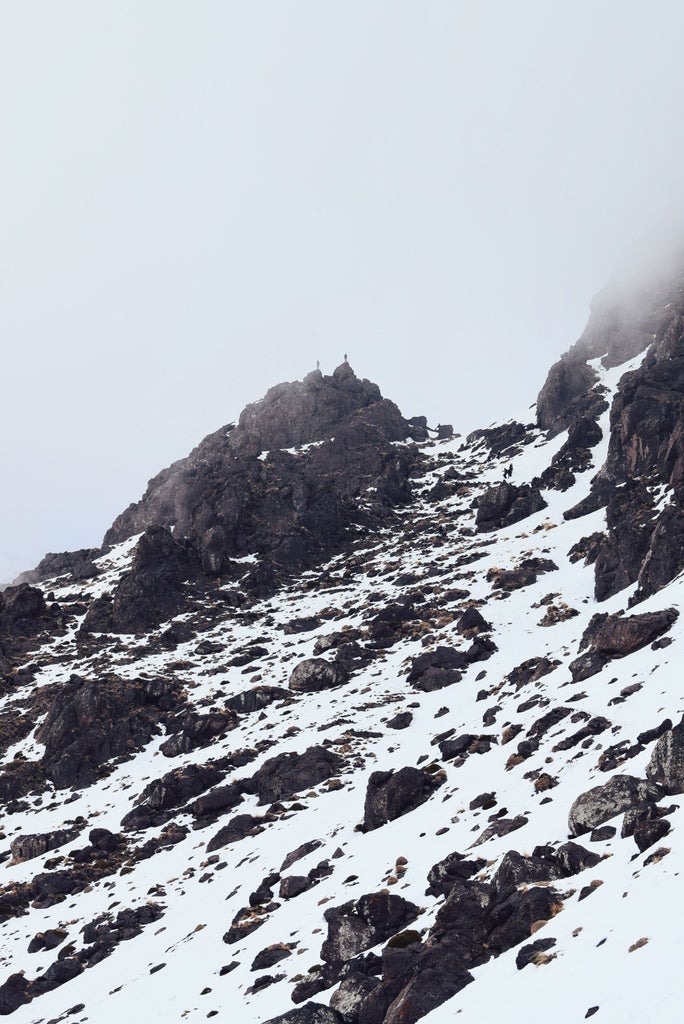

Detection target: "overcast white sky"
[2, 1, 684, 582]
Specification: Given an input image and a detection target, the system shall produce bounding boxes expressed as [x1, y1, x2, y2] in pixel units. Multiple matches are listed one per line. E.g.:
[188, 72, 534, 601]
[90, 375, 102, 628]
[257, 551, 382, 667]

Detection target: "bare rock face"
[225, 685, 289, 714]
[330, 973, 382, 1020]
[159, 710, 237, 757]
[0, 974, 32, 1014]
[236, 362, 389, 451]
[363, 766, 445, 831]
[456, 606, 491, 634]
[0, 585, 64, 671]
[646, 718, 684, 794]
[289, 659, 349, 694]
[80, 527, 192, 635]
[535, 249, 682, 437]
[36, 674, 183, 789]
[321, 892, 421, 964]
[407, 646, 469, 692]
[251, 745, 345, 805]
[207, 813, 267, 853]
[587, 290, 684, 601]
[492, 843, 599, 892]
[467, 420, 532, 457]
[492, 850, 564, 891]
[120, 763, 226, 831]
[532, 252, 684, 604]
[426, 852, 487, 897]
[534, 414, 604, 491]
[568, 774, 663, 836]
[536, 359, 608, 439]
[569, 608, 678, 681]
[11, 828, 81, 863]
[0, 584, 49, 636]
[15, 548, 101, 585]
[0, 584, 64, 682]
[635, 503, 684, 600]
[475, 482, 546, 532]
[101, 365, 419, 588]
[264, 1004, 344, 1024]
[363, 876, 564, 1024]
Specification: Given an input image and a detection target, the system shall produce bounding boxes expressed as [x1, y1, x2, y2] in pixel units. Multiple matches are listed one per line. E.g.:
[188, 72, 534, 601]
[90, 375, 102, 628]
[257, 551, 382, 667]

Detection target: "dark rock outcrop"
[207, 813, 268, 853]
[476, 482, 547, 532]
[264, 1005, 343, 1024]
[159, 710, 237, 757]
[0, 584, 51, 637]
[321, 893, 421, 964]
[535, 248, 682, 437]
[27, 928, 68, 954]
[407, 647, 469, 692]
[0, 974, 32, 1015]
[281, 839, 323, 872]
[426, 852, 487, 897]
[81, 903, 166, 956]
[532, 252, 684, 602]
[516, 937, 557, 969]
[358, 875, 564, 1024]
[10, 828, 81, 863]
[467, 421, 531, 457]
[36, 674, 183, 789]
[279, 875, 313, 900]
[80, 527, 193, 635]
[537, 359, 607, 438]
[646, 718, 684, 794]
[121, 763, 225, 830]
[15, 548, 101, 585]
[456, 606, 491, 634]
[252, 746, 344, 805]
[289, 659, 349, 694]
[568, 775, 663, 836]
[569, 608, 678, 681]
[226, 686, 289, 714]
[102, 365, 418, 588]
[363, 766, 445, 831]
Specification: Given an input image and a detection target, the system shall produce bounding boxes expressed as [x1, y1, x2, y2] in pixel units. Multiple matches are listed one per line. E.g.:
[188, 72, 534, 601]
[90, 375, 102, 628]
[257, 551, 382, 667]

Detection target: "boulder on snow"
[570, 608, 679, 681]
[475, 482, 547, 532]
[568, 774, 663, 836]
[289, 658, 349, 693]
[321, 892, 421, 964]
[407, 646, 469, 691]
[425, 852, 487, 897]
[456, 606, 491, 634]
[252, 745, 345, 805]
[10, 827, 81, 864]
[646, 717, 684, 794]
[363, 766, 445, 831]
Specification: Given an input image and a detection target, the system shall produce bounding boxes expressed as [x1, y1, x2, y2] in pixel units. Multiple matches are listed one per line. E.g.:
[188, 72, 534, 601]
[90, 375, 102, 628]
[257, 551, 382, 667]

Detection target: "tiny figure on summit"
[344, 352, 348, 361]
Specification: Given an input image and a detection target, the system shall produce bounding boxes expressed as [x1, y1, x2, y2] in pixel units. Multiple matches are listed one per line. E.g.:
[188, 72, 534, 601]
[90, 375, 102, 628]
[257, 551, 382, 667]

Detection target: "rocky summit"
[2, 259, 684, 1024]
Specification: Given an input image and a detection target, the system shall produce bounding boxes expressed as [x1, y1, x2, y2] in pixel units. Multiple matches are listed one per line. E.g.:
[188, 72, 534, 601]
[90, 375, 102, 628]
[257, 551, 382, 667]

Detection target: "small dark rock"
[515, 937, 557, 969]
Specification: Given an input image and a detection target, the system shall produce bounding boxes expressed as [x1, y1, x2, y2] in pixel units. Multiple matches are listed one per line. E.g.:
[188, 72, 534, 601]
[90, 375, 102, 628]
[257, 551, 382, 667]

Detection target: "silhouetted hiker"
[344, 352, 348, 361]
[316, 359, 320, 369]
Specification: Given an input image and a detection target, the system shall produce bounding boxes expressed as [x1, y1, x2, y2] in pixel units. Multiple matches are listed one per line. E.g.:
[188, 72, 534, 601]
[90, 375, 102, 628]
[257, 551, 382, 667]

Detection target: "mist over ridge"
[3, 3, 684, 580]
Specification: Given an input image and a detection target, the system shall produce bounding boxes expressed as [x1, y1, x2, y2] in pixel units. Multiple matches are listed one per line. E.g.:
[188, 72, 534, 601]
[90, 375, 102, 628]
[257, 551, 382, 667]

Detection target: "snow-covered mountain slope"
[2, 297, 684, 1024]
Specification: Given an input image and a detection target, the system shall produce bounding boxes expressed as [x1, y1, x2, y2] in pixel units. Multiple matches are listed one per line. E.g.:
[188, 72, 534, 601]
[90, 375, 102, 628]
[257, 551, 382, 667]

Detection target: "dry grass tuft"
[628, 937, 649, 953]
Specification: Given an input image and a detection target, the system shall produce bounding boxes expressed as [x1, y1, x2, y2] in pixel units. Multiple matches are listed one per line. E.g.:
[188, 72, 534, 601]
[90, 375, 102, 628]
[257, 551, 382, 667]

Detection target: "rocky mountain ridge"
[2, 258, 684, 1023]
